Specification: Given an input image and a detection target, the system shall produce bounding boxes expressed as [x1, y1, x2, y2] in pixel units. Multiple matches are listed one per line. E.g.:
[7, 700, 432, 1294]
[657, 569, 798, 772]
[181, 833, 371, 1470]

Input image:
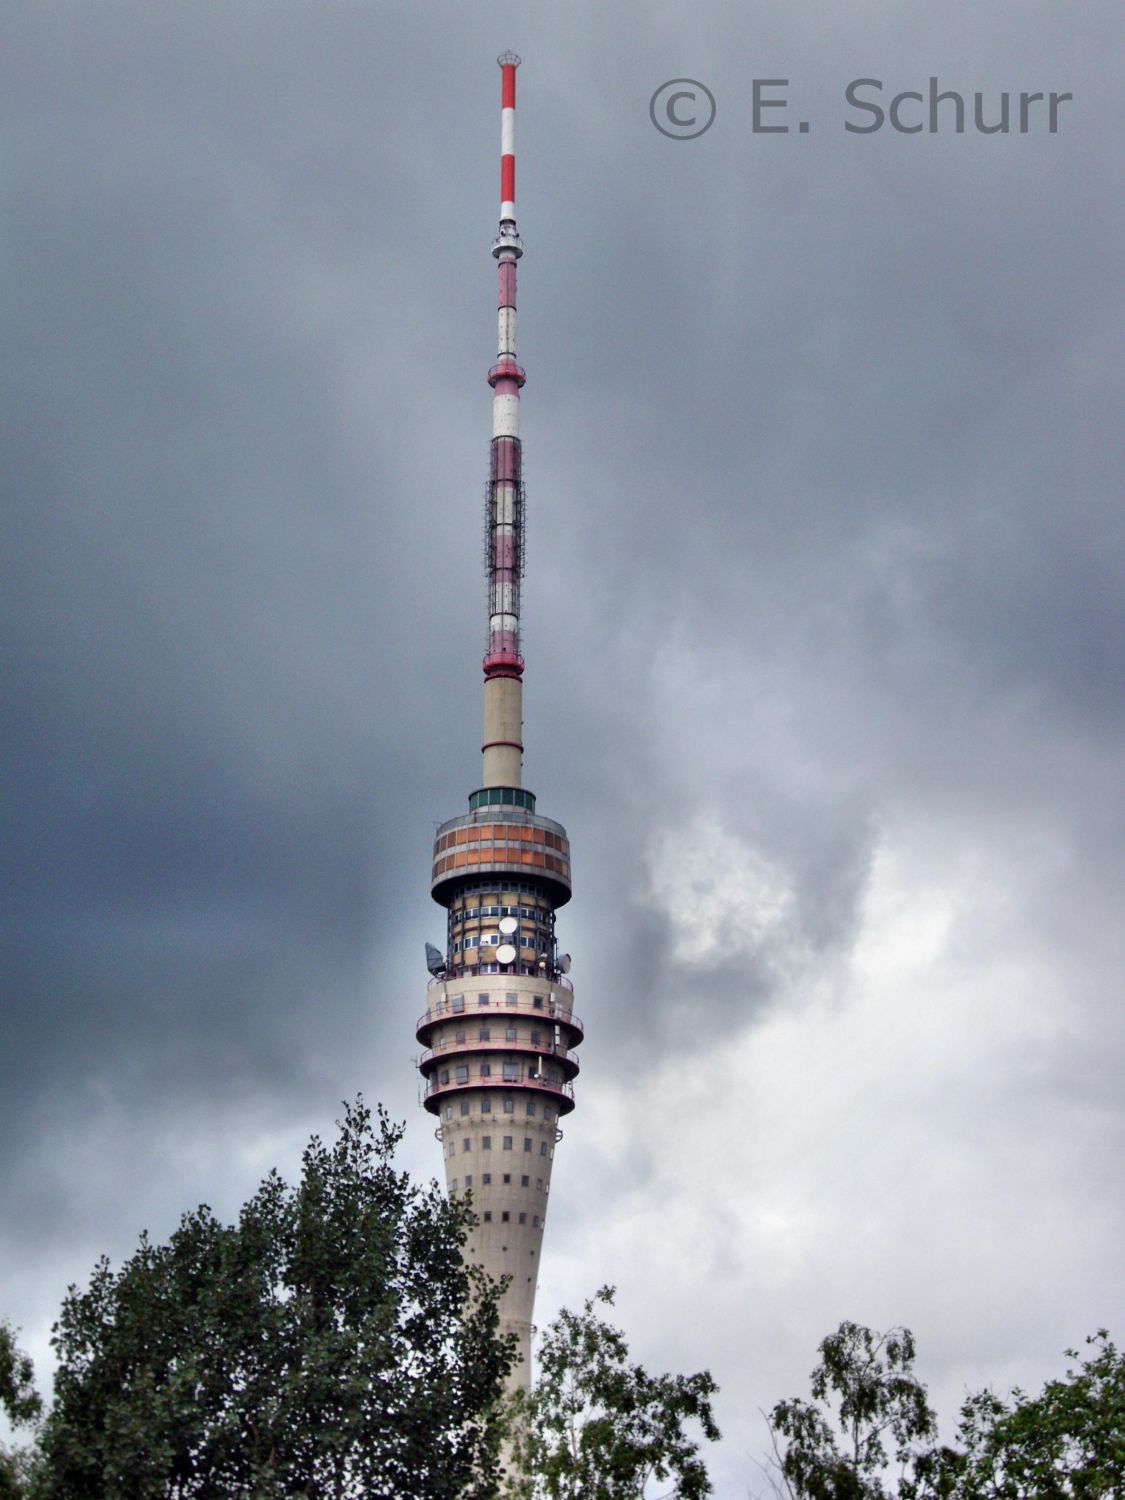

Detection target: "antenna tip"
[497, 51, 521, 68]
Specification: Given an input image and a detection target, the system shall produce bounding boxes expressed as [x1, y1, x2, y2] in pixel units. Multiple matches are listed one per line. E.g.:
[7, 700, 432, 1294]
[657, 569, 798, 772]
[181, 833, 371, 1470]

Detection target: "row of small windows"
[447, 1026, 544, 1044]
[474, 962, 554, 976]
[467, 786, 536, 811]
[445, 1096, 550, 1117]
[453, 1173, 547, 1193]
[481, 1211, 541, 1226]
[443, 993, 549, 1013]
[456, 934, 544, 952]
[440, 1063, 561, 1086]
[452, 880, 554, 900]
[445, 1063, 517, 1083]
[452, 905, 546, 923]
[437, 824, 564, 852]
[448, 1137, 553, 1157]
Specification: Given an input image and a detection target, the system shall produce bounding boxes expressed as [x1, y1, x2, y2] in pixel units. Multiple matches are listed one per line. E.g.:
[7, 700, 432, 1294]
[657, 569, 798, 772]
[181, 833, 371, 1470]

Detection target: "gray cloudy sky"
[3, 0, 1123, 1490]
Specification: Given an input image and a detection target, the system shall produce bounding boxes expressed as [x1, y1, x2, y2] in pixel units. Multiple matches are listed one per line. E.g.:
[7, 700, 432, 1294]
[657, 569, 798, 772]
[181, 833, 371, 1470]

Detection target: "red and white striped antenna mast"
[482, 51, 527, 789]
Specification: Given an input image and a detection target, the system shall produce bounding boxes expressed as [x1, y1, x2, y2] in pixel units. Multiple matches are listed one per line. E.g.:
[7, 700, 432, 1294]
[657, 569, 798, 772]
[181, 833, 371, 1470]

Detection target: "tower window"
[503, 1099, 514, 1113]
[460, 1102, 470, 1117]
[505, 993, 518, 1007]
[519, 1213, 527, 1224]
[523, 1138, 532, 1152]
[526, 1101, 536, 1116]
[530, 1031, 541, 1045]
[482, 1136, 491, 1150]
[456, 1030, 466, 1043]
[503, 1173, 511, 1184]
[481, 1099, 492, 1112]
[503, 1137, 513, 1151]
[465, 1174, 473, 1187]
[501, 1211, 510, 1223]
[482, 1173, 491, 1184]
[479, 1027, 491, 1040]
[520, 1175, 529, 1187]
[440, 1070, 450, 1085]
[533, 1215, 540, 1227]
[483, 1211, 492, 1222]
[480, 1063, 492, 1077]
[452, 995, 465, 1012]
[478, 993, 491, 1007]
[505, 1028, 517, 1042]
[503, 1063, 519, 1081]
[455, 1066, 469, 1083]
[462, 1139, 470, 1153]
[540, 1142, 547, 1155]
[444, 1107, 452, 1120]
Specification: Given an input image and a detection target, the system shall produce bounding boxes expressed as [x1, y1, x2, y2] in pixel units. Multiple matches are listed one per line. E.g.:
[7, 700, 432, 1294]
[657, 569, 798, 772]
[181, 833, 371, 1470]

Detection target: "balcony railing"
[428, 965, 573, 986]
[416, 995, 584, 1037]
[423, 1073, 575, 1104]
[418, 1038, 581, 1071]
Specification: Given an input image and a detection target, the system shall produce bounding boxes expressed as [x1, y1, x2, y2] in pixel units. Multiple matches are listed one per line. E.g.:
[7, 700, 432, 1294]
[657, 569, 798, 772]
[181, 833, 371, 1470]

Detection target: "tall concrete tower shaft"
[416, 53, 582, 1389]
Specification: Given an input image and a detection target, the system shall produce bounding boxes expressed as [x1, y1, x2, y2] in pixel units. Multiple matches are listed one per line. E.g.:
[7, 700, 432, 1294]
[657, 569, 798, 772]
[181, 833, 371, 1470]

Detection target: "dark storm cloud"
[0, 1, 485, 1183]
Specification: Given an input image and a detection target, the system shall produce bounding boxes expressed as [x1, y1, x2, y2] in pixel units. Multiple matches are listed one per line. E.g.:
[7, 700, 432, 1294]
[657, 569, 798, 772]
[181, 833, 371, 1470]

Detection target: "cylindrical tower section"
[420, 793, 578, 1381]
[499, 50, 518, 223]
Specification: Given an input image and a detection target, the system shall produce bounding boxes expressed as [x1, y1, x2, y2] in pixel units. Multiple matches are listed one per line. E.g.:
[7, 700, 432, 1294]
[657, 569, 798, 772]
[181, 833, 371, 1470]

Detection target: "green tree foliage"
[768, 1323, 937, 1500]
[764, 1323, 1124, 1500]
[936, 1331, 1125, 1499]
[502, 1285, 720, 1500]
[0, 1322, 43, 1499]
[34, 1100, 515, 1499]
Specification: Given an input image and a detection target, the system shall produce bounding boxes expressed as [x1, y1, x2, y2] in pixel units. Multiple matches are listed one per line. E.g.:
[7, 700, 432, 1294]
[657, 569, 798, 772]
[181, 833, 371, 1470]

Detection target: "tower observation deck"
[416, 53, 582, 1389]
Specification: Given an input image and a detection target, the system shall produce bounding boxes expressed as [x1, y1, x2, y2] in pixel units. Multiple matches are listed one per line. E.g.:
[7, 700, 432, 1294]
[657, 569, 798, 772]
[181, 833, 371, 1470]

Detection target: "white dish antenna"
[498, 915, 518, 936]
[559, 953, 572, 974]
[496, 943, 517, 964]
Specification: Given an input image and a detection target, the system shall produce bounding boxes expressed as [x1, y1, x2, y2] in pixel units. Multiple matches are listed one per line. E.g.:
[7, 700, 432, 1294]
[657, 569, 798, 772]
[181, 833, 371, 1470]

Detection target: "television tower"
[416, 53, 582, 1387]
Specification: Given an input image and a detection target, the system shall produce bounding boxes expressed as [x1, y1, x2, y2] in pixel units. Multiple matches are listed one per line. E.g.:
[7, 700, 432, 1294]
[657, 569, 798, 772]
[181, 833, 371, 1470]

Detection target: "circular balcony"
[487, 358, 526, 388]
[426, 972, 574, 993]
[422, 1072, 575, 1116]
[418, 1036, 581, 1082]
[431, 811, 572, 908]
[416, 995, 583, 1047]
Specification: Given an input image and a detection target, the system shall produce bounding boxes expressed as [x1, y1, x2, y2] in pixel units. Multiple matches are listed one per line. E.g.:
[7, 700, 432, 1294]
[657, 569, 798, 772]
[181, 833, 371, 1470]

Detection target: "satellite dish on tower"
[496, 943, 517, 964]
[425, 943, 447, 976]
[498, 915, 518, 936]
[559, 953, 572, 974]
